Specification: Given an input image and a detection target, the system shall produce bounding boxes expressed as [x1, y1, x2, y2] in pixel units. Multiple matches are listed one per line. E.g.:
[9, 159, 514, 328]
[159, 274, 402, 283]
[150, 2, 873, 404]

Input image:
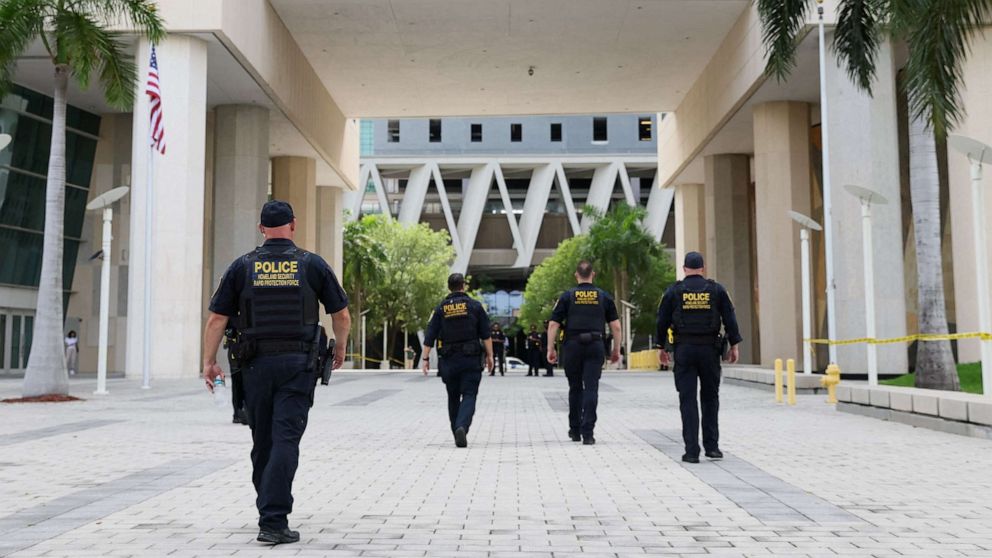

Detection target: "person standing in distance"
[656, 251, 741, 464]
[490, 323, 507, 377]
[547, 261, 621, 445]
[422, 273, 494, 448]
[203, 200, 351, 545]
[526, 325, 542, 377]
[540, 320, 555, 376]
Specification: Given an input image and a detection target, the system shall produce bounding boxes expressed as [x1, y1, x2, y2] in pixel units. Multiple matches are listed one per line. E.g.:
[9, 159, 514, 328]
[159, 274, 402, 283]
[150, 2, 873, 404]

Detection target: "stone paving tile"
[1, 371, 991, 557]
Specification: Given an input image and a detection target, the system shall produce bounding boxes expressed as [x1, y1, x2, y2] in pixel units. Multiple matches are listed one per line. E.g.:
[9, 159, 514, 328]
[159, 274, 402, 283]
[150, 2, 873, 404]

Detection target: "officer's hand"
[727, 345, 740, 364]
[332, 351, 345, 370]
[486, 355, 495, 372]
[203, 363, 223, 392]
[546, 348, 558, 365]
[422, 358, 430, 376]
[609, 348, 621, 364]
[658, 349, 670, 366]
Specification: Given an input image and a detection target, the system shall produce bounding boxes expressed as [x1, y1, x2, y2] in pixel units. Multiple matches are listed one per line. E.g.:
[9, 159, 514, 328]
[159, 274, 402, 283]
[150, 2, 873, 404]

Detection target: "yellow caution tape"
[805, 331, 992, 346]
[343, 353, 408, 366]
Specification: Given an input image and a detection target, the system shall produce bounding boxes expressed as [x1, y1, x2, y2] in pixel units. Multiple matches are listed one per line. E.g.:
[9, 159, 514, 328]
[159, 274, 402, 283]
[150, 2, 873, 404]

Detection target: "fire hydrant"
[820, 363, 842, 404]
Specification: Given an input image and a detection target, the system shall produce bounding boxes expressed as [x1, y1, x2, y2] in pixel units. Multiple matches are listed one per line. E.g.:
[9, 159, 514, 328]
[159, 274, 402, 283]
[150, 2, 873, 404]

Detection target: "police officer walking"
[547, 261, 621, 445]
[203, 200, 351, 544]
[656, 252, 741, 464]
[490, 323, 507, 376]
[422, 273, 494, 448]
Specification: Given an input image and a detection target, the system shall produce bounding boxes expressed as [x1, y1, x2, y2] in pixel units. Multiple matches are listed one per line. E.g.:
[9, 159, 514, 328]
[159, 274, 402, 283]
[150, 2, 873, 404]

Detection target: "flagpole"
[141, 47, 155, 390]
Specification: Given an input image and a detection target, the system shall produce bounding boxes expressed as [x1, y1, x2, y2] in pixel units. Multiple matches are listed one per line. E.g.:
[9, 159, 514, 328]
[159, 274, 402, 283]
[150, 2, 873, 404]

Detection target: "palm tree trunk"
[908, 115, 959, 390]
[353, 286, 363, 368]
[22, 65, 70, 397]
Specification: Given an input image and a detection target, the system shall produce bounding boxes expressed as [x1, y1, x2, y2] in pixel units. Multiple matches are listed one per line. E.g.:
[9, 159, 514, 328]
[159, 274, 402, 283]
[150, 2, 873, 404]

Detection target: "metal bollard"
[774, 358, 783, 404]
[787, 358, 797, 406]
[821, 363, 842, 404]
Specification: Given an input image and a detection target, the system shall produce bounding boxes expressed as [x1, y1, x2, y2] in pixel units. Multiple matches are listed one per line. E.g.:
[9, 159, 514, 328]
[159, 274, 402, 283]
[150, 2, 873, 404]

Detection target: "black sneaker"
[257, 528, 300, 545]
[454, 427, 468, 448]
[568, 430, 581, 442]
[582, 435, 596, 445]
[682, 454, 700, 464]
[705, 449, 724, 460]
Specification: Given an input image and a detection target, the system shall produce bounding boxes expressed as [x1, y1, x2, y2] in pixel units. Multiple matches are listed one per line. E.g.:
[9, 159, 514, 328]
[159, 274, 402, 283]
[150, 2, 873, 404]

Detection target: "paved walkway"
[1, 370, 991, 557]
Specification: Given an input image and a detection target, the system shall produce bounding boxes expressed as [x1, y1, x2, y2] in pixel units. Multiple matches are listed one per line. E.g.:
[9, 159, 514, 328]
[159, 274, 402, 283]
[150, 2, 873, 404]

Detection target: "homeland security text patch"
[252, 260, 300, 287]
[682, 292, 711, 310]
[574, 290, 599, 305]
[443, 301, 469, 319]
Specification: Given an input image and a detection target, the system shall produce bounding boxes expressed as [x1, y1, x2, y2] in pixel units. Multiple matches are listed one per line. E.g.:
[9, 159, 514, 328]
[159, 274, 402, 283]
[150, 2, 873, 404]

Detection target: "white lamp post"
[620, 300, 636, 369]
[84, 186, 130, 395]
[360, 309, 370, 370]
[816, 0, 840, 365]
[844, 184, 888, 386]
[0, 133, 11, 151]
[789, 210, 822, 375]
[947, 134, 992, 397]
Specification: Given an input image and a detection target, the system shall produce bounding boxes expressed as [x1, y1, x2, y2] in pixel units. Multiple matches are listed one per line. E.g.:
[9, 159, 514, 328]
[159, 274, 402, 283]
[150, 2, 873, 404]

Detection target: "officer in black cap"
[490, 323, 507, 376]
[203, 200, 351, 544]
[656, 251, 742, 464]
[547, 261, 621, 445]
[422, 273, 494, 448]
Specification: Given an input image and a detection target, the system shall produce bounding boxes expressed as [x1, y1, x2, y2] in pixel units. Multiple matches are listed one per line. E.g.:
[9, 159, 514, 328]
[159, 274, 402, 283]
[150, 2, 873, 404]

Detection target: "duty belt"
[565, 331, 603, 342]
[675, 334, 718, 345]
[254, 339, 309, 355]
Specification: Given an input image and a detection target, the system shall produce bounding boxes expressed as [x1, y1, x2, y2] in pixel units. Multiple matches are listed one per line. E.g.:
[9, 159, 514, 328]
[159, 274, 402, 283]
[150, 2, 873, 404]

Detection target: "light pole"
[788, 210, 822, 375]
[620, 300, 636, 369]
[85, 186, 130, 395]
[360, 309, 370, 370]
[948, 134, 992, 397]
[843, 184, 888, 386]
[817, 0, 840, 365]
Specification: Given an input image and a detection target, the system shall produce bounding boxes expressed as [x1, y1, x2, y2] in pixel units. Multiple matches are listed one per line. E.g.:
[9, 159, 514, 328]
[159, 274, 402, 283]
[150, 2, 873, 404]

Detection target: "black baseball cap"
[260, 200, 295, 227]
[684, 251, 705, 269]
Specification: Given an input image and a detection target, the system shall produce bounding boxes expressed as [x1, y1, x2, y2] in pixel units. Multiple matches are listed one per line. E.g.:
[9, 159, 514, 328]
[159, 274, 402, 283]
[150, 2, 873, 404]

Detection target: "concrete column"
[752, 101, 811, 366]
[825, 41, 908, 375]
[705, 154, 756, 363]
[212, 105, 269, 286]
[317, 186, 345, 274]
[674, 183, 705, 281]
[271, 156, 317, 251]
[126, 36, 208, 380]
[949, 31, 992, 363]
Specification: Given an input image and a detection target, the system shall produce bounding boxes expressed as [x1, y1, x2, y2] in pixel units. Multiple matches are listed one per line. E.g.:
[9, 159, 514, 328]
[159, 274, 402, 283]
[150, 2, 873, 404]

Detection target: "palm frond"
[903, 0, 992, 136]
[0, 0, 47, 96]
[756, 0, 812, 81]
[833, 0, 887, 92]
[77, 0, 166, 42]
[95, 31, 137, 109]
[54, 9, 104, 88]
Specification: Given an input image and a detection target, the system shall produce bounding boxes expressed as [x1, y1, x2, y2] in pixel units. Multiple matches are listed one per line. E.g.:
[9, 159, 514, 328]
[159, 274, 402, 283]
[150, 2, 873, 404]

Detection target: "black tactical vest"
[237, 244, 318, 342]
[438, 292, 479, 345]
[565, 285, 607, 333]
[672, 279, 721, 336]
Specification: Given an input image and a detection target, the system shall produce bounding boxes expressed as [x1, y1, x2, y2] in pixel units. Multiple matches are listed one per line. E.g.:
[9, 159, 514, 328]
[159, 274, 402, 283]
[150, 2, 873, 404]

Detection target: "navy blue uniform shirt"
[423, 292, 491, 347]
[655, 275, 743, 345]
[209, 238, 349, 317]
[549, 283, 619, 331]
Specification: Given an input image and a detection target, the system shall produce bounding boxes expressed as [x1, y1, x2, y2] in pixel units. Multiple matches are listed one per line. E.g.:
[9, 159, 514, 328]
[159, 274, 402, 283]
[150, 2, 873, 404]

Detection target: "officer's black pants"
[230, 369, 245, 417]
[439, 354, 483, 432]
[561, 339, 605, 436]
[493, 347, 505, 375]
[243, 353, 313, 530]
[673, 343, 721, 456]
[528, 349, 541, 375]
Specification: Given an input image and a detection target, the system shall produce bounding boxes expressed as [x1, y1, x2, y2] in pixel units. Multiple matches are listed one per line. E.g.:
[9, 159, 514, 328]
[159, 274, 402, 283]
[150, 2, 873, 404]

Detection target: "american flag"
[146, 46, 166, 155]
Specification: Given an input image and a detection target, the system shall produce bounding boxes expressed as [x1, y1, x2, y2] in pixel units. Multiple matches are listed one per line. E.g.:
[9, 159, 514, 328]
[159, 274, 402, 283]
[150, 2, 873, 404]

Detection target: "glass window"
[510, 123, 522, 142]
[429, 119, 441, 142]
[593, 117, 608, 142]
[550, 123, 562, 142]
[639, 117, 653, 141]
[0, 315, 5, 368]
[22, 315, 32, 367]
[10, 315, 20, 369]
[471, 123, 482, 142]
[387, 120, 400, 142]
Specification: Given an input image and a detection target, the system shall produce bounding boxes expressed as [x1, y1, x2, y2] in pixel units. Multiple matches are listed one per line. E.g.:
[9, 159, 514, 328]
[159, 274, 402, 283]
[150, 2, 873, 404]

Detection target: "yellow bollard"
[787, 358, 797, 406]
[774, 358, 783, 404]
[821, 363, 842, 404]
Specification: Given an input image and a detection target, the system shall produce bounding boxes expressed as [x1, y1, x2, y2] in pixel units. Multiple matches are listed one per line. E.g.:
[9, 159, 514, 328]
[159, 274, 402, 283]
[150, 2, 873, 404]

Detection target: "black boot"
[257, 528, 300, 544]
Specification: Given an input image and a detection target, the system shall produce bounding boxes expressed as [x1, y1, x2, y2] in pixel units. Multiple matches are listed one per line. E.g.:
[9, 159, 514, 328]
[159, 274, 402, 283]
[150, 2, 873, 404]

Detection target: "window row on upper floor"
[385, 117, 653, 144]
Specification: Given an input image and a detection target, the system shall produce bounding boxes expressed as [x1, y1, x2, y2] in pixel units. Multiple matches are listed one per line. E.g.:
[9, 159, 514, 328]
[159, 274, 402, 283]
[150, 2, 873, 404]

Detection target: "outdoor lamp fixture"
[947, 134, 992, 399]
[843, 184, 888, 386]
[788, 210, 822, 376]
[85, 186, 130, 395]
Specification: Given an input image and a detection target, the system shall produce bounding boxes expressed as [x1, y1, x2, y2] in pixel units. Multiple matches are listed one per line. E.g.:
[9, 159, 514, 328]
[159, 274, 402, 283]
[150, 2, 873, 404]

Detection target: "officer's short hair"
[576, 260, 594, 279]
[448, 273, 466, 291]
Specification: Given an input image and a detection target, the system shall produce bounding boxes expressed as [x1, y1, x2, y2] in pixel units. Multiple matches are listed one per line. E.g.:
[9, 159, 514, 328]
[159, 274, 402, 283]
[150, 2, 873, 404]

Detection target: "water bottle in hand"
[213, 376, 229, 408]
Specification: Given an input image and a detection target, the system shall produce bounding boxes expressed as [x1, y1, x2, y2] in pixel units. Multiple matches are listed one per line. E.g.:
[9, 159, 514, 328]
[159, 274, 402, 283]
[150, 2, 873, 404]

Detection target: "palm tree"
[343, 216, 386, 367]
[0, 0, 165, 397]
[755, 0, 989, 389]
